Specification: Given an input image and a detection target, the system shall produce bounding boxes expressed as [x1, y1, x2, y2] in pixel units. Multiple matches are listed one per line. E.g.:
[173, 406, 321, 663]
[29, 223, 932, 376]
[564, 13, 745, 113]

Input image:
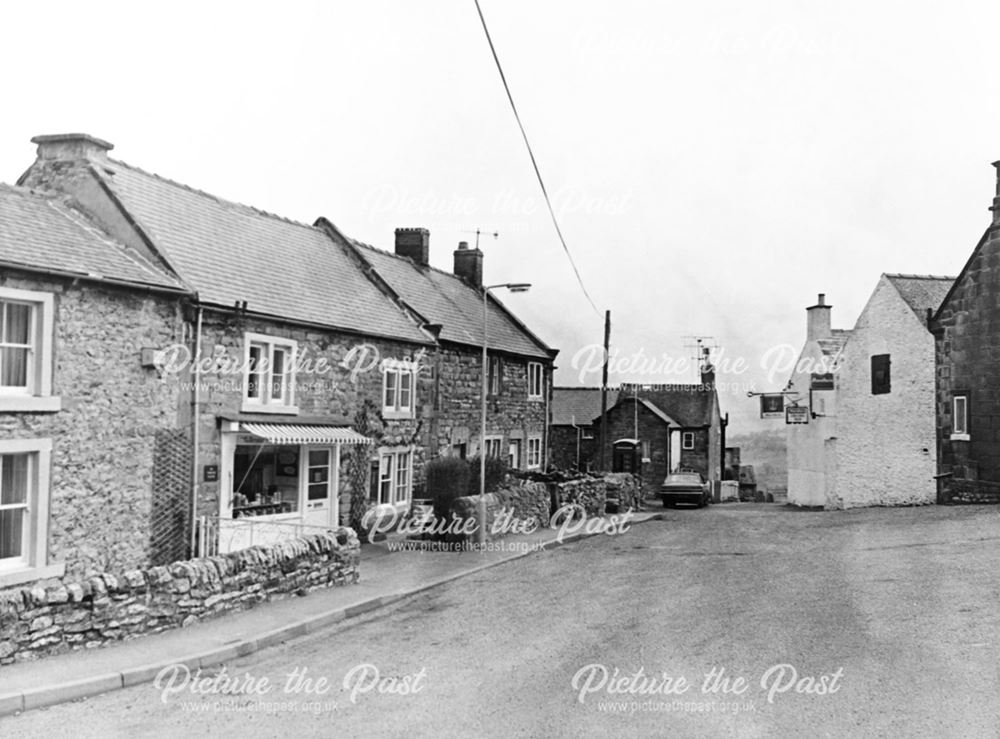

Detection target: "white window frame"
[483, 435, 504, 459]
[242, 333, 298, 414]
[0, 288, 60, 412]
[526, 436, 542, 469]
[382, 359, 417, 419]
[951, 395, 969, 441]
[488, 355, 502, 396]
[378, 447, 413, 507]
[682, 432, 695, 450]
[0, 438, 63, 587]
[528, 362, 543, 400]
[581, 427, 595, 440]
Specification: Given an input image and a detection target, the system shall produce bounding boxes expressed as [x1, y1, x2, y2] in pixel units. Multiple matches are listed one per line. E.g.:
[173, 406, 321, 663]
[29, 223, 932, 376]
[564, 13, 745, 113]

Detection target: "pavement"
[0, 508, 662, 718]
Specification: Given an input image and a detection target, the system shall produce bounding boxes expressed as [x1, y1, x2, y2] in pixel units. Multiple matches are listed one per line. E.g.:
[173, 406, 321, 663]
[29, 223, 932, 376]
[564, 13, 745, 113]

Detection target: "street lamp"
[479, 282, 531, 545]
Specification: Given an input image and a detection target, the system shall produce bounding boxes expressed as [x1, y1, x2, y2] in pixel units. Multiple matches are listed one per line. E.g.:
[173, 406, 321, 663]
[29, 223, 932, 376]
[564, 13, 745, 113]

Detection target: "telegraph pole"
[598, 310, 611, 470]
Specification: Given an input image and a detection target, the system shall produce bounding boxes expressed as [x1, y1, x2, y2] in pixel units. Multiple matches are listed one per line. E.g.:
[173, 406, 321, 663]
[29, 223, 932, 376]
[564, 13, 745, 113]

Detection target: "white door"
[670, 430, 681, 473]
[302, 447, 337, 527]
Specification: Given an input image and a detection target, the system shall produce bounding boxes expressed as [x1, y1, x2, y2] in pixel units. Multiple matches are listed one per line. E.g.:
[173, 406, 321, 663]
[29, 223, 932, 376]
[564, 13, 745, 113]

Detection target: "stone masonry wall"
[0, 529, 360, 665]
[0, 271, 185, 584]
[449, 473, 640, 541]
[431, 347, 551, 468]
[191, 312, 433, 524]
[933, 224, 1000, 494]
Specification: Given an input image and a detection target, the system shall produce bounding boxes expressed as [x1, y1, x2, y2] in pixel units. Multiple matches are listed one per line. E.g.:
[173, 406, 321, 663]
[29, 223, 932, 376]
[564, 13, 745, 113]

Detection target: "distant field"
[727, 428, 787, 493]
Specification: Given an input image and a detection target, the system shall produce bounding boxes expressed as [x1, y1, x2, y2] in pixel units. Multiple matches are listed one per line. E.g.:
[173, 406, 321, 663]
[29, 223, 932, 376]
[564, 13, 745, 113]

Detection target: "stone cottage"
[929, 161, 1000, 503]
[17, 132, 557, 559]
[549, 387, 620, 471]
[560, 366, 724, 495]
[0, 182, 189, 588]
[348, 230, 558, 472]
[786, 278, 952, 509]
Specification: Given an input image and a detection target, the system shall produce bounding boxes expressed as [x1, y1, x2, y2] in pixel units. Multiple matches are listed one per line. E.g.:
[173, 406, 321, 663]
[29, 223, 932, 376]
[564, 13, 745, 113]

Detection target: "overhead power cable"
[473, 0, 601, 316]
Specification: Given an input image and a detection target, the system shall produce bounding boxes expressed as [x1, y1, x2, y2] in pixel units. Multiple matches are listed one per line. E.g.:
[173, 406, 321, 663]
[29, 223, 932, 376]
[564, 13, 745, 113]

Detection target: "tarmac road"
[5, 503, 1000, 738]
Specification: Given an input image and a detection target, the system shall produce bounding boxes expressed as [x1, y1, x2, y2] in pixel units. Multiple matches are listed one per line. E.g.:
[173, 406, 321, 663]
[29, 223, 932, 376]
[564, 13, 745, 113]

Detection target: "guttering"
[0, 260, 191, 297]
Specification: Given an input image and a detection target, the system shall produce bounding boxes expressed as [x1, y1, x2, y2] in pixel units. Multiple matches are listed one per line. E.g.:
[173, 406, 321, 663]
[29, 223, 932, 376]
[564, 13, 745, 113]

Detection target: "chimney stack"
[700, 346, 716, 386]
[453, 241, 483, 287]
[806, 293, 832, 341]
[394, 227, 430, 266]
[991, 161, 1000, 226]
[31, 133, 113, 162]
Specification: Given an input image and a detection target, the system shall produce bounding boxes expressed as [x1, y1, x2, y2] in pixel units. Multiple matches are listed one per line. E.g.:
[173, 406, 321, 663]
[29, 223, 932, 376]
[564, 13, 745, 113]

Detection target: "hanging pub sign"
[786, 405, 810, 424]
[760, 394, 785, 419]
[810, 373, 835, 390]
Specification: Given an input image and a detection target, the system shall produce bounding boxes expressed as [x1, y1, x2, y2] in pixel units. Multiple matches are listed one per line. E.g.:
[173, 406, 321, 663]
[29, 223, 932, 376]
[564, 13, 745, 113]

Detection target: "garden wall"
[0, 529, 360, 666]
[449, 473, 641, 541]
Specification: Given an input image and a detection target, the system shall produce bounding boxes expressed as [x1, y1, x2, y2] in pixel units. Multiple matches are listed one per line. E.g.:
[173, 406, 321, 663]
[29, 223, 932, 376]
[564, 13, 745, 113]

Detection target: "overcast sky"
[3, 1, 999, 432]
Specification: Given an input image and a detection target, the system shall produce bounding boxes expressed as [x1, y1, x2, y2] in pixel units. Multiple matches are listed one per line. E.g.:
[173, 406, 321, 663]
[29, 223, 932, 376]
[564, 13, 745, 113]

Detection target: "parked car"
[660, 471, 710, 508]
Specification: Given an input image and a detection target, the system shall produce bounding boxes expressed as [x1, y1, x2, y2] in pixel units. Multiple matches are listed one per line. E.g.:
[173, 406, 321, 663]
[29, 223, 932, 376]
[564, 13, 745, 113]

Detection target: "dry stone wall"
[0, 529, 360, 665]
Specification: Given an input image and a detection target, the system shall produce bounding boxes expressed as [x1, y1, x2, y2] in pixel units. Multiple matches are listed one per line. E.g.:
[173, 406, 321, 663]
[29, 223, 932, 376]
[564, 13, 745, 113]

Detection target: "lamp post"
[479, 282, 531, 545]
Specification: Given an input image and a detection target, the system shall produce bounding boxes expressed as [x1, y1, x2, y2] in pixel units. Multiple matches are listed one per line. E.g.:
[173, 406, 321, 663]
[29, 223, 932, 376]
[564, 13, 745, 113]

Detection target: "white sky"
[3, 1, 999, 431]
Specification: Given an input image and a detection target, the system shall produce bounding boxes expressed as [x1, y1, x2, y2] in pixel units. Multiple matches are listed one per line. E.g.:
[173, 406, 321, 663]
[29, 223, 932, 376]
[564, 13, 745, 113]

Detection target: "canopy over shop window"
[240, 423, 373, 446]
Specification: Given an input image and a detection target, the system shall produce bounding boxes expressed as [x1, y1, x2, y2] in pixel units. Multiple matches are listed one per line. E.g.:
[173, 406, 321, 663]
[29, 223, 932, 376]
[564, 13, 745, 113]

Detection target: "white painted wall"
[786, 340, 840, 507]
[833, 277, 936, 507]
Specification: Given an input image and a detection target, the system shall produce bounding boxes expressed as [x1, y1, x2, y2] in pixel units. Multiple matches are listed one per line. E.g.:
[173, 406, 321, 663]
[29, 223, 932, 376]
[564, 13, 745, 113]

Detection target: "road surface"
[4, 503, 1000, 737]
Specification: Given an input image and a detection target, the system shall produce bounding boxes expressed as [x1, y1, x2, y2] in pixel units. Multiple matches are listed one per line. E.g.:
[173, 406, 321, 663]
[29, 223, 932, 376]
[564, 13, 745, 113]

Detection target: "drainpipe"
[190, 305, 203, 556]
[544, 364, 551, 470]
[570, 415, 581, 470]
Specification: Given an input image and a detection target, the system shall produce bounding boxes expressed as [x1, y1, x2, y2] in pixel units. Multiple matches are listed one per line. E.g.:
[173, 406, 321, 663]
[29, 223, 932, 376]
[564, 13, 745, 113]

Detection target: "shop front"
[216, 419, 372, 553]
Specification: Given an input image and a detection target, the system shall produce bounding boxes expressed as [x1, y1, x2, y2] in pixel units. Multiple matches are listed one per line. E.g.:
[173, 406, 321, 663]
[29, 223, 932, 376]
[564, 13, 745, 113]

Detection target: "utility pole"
[598, 310, 611, 471]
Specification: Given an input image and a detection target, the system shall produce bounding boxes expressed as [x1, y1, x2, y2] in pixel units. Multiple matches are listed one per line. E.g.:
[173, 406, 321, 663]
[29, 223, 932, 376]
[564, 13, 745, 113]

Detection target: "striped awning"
[240, 422, 373, 445]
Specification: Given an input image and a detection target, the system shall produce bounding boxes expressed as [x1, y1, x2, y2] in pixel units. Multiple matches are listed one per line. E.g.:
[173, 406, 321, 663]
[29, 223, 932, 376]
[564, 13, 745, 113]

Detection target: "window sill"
[240, 402, 299, 415]
[528, 395, 543, 402]
[950, 433, 970, 442]
[0, 396, 62, 413]
[0, 561, 66, 588]
[382, 409, 415, 420]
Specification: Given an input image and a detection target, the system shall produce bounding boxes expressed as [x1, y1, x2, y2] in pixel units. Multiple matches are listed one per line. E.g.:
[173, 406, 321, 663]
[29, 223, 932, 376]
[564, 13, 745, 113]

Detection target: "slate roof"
[88, 159, 431, 344]
[552, 387, 621, 426]
[352, 241, 554, 359]
[626, 385, 718, 427]
[885, 274, 955, 322]
[565, 384, 718, 428]
[0, 184, 185, 291]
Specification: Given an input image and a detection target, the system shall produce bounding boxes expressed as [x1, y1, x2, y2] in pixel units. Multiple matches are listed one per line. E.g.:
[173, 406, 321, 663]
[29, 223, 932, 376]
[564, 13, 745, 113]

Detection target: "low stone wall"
[0, 528, 360, 665]
[940, 478, 1000, 505]
[449, 474, 641, 542]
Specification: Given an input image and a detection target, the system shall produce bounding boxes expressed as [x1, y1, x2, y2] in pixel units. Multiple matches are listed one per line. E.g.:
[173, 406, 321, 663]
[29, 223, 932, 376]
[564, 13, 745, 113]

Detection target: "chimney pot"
[394, 227, 430, 266]
[806, 293, 833, 342]
[31, 133, 113, 162]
